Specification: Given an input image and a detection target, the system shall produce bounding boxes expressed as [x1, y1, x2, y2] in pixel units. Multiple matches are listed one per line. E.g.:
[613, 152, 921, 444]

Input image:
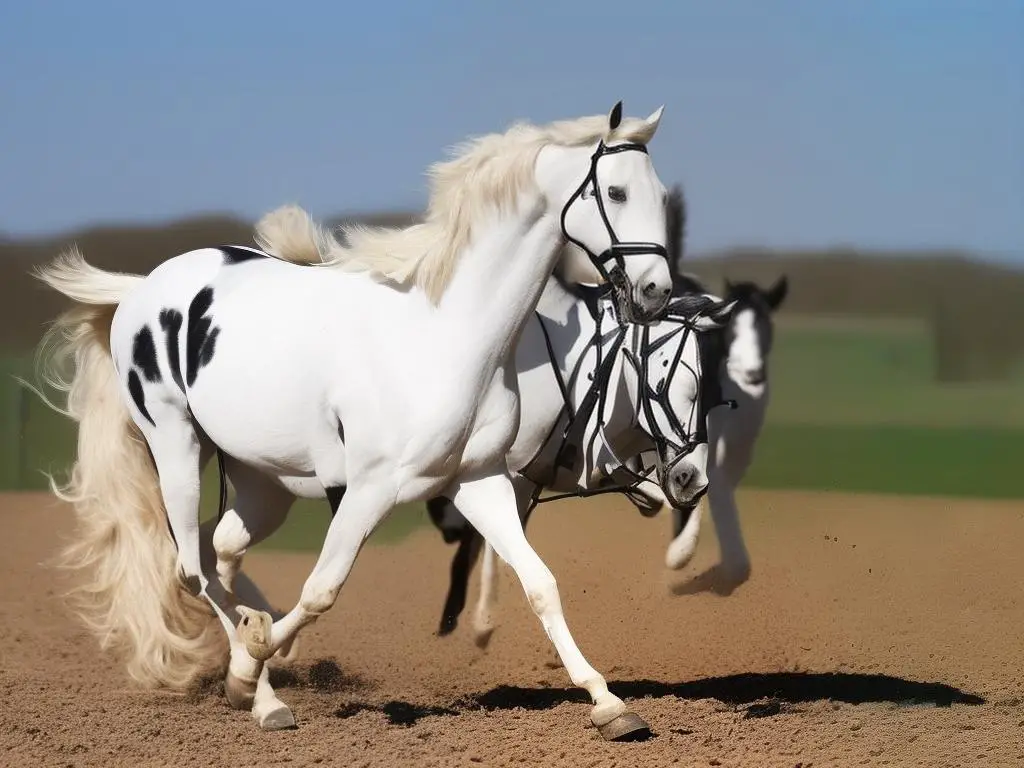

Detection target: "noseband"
[558, 141, 669, 294]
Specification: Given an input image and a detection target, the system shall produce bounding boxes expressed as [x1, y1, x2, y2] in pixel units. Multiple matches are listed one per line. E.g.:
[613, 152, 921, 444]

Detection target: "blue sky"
[1, 0, 1021, 263]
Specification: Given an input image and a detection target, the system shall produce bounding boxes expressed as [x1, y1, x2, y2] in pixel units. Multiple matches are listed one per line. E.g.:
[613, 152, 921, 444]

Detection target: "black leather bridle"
[558, 140, 669, 318]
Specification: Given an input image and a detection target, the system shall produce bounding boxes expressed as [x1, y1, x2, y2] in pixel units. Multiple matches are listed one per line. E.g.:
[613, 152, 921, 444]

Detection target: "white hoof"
[237, 607, 274, 662]
[254, 702, 296, 731]
[665, 536, 699, 570]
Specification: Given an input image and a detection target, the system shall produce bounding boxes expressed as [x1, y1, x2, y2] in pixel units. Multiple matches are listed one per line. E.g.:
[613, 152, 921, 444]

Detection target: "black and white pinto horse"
[426, 186, 788, 645]
[658, 271, 787, 587]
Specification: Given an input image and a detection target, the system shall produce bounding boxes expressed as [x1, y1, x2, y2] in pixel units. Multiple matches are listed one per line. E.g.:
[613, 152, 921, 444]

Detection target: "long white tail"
[34, 247, 222, 690]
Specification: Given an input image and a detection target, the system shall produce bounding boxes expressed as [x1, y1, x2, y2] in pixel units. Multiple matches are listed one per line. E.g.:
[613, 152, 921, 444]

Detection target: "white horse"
[663, 273, 788, 590]
[35, 102, 676, 739]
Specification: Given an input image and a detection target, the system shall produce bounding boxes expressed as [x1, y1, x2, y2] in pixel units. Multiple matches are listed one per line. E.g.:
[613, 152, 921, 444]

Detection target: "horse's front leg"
[451, 470, 649, 741]
[666, 500, 703, 570]
[707, 471, 751, 585]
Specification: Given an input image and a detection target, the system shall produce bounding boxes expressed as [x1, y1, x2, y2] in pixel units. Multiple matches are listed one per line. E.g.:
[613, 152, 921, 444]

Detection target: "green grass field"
[3, 316, 1022, 550]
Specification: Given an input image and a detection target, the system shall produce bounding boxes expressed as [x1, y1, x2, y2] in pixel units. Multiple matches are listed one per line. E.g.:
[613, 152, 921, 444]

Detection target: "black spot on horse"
[221, 245, 268, 265]
[186, 286, 221, 388]
[132, 325, 161, 383]
[126, 369, 155, 426]
[159, 309, 185, 394]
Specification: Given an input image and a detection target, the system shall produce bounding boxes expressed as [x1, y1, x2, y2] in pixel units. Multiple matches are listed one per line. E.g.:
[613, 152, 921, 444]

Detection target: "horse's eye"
[607, 186, 627, 203]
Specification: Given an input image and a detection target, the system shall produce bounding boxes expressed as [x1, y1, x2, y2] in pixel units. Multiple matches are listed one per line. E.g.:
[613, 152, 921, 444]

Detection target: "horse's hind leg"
[471, 541, 499, 647]
[707, 472, 751, 585]
[451, 471, 649, 741]
[203, 461, 297, 721]
[142, 410, 293, 729]
[437, 522, 483, 637]
[209, 459, 293, 602]
[143, 411, 212, 603]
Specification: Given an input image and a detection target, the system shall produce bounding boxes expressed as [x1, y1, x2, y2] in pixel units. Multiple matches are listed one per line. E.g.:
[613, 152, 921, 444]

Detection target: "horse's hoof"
[472, 625, 494, 649]
[237, 607, 274, 661]
[224, 671, 257, 710]
[596, 711, 652, 742]
[256, 703, 296, 731]
[665, 540, 698, 570]
[437, 615, 458, 637]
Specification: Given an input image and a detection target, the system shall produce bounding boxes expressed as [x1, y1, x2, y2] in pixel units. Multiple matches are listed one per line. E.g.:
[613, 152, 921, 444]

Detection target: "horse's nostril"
[643, 281, 659, 297]
[674, 465, 695, 488]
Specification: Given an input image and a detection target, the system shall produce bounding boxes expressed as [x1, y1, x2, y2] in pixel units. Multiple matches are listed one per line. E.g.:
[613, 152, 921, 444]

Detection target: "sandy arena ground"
[0, 488, 1021, 767]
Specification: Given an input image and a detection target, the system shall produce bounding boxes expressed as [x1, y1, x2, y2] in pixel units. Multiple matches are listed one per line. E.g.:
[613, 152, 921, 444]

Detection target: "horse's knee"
[525, 571, 559, 616]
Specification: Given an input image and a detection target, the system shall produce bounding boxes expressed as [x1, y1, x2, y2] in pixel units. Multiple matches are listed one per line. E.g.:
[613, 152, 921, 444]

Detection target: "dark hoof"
[597, 711, 653, 742]
[437, 614, 458, 637]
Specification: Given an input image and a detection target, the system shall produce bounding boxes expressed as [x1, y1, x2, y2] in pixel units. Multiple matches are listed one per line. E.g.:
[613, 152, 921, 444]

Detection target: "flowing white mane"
[254, 112, 661, 304]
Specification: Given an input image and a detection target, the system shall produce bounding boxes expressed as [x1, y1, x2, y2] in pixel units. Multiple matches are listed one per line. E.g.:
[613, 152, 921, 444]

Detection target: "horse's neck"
[438, 198, 563, 373]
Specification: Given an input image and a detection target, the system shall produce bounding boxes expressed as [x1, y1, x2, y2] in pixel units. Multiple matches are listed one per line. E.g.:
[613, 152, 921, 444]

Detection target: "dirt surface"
[1, 489, 1022, 767]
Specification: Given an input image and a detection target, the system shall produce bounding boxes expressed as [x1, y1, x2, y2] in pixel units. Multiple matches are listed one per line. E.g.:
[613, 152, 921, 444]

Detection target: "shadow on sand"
[669, 563, 751, 597]
[326, 669, 985, 727]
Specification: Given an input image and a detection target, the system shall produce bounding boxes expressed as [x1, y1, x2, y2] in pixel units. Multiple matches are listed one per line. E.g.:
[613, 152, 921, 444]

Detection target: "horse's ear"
[608, 101, 623, 131]
[637, 105, 665, 143]
[765, 275, 788, 310]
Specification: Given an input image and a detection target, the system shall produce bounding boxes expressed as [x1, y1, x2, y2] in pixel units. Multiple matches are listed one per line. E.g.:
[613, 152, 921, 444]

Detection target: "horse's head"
[721, 276, 788, 395]
[627, 293, 737, 511]
[537, 101, 672, 324]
